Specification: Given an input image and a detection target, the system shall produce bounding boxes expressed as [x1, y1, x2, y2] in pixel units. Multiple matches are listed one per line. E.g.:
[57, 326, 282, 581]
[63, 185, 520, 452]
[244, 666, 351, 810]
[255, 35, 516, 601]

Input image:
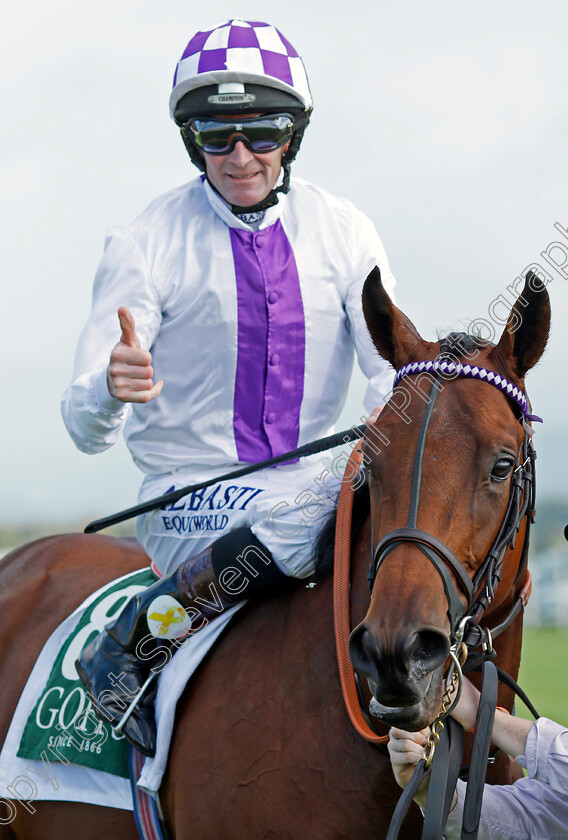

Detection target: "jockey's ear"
[492, 271, 551, 381]
[362, 266, 433, 369]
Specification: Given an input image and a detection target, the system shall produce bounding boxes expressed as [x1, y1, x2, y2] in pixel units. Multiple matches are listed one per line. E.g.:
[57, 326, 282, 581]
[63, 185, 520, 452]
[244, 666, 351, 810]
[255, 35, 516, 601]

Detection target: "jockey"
[63, 19, 396, 757]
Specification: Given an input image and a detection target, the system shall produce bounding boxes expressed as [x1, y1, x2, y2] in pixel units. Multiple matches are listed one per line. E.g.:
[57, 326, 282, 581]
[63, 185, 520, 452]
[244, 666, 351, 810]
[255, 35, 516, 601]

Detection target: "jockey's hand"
[388, 726, 431, 808]
[106, 307, 163, 403]
[366, 405, 384, 425]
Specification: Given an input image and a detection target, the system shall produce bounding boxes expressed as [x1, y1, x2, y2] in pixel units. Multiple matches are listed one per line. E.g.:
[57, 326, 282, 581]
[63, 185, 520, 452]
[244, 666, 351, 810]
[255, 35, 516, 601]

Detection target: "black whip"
[84, 423, 367, 534]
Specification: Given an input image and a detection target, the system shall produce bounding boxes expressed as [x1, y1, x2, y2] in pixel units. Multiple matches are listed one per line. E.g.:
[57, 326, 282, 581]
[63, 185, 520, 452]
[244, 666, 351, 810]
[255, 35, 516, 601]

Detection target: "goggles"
[185, 113, 296, 156]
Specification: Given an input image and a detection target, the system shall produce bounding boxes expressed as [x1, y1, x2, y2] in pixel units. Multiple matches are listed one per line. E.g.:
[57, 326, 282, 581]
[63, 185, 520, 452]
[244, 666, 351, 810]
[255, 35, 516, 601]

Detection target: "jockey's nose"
[228, 139, 256, 164]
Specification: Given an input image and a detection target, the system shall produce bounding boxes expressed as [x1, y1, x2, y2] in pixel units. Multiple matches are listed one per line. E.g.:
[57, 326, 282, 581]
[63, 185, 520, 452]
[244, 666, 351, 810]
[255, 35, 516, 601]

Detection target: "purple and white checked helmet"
[170, 19, 313, 174]
[170, 19, 312, 118]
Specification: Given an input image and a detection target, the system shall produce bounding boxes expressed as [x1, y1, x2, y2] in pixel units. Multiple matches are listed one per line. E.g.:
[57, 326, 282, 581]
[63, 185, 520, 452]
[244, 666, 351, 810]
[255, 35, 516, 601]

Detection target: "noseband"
[368, 352, 537, 651]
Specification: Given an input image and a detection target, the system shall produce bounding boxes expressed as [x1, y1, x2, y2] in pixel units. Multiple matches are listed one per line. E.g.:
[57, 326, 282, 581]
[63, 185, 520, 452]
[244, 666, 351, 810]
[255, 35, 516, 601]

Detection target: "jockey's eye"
[490, 457, 516, 483]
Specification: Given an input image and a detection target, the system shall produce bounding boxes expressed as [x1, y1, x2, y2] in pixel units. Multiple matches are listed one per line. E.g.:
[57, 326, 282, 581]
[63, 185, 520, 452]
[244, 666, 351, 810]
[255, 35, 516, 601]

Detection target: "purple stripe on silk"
[230, 222, 305, 463]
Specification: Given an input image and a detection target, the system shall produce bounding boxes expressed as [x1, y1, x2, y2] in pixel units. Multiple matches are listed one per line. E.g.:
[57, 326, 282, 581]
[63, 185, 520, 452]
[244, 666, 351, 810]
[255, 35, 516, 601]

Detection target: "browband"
[392, 361, 542, 423]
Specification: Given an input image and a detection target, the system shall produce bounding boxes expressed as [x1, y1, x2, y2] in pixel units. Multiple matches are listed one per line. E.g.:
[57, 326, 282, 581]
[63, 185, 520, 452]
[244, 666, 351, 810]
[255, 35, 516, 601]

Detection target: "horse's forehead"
[369, 372, 523, 466]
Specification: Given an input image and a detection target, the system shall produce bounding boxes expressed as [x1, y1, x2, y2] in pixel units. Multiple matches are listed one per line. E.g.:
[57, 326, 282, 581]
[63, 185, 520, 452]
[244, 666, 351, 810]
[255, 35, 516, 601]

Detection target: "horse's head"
[349, 267, 550, 730]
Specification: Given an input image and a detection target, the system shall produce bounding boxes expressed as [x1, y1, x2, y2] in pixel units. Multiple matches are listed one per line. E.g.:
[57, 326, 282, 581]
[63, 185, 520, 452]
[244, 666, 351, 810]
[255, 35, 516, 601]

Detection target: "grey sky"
[2, 1, 567, 527]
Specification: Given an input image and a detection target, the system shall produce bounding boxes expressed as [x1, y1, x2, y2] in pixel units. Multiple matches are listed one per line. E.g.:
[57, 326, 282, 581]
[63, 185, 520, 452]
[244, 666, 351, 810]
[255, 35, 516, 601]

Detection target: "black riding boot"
[75, 528, 290, 756]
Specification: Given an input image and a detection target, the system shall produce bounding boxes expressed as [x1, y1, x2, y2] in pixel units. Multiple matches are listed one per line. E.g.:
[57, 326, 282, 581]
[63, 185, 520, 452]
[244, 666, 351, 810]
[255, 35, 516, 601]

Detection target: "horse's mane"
[313, 474, 370, 581]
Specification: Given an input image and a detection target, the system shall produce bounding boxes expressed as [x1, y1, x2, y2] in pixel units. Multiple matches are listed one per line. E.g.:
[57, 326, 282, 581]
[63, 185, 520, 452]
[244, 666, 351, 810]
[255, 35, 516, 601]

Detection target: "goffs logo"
[146, 595, 192, 640]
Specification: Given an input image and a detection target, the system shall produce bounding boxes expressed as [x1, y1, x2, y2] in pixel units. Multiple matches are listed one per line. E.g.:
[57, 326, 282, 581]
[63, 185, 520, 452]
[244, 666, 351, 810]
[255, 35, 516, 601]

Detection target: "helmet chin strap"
[208, 160, 292, 216]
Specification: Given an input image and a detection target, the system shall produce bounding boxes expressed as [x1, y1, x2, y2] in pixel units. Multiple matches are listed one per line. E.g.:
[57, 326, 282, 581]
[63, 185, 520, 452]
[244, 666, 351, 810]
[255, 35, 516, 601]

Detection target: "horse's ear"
[362, 266, 427, 368]
[492, 271, 551, 379]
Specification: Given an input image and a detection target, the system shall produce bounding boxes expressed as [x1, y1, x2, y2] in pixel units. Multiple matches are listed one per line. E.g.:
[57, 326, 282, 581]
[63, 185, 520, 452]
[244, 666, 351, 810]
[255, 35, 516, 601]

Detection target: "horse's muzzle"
[348, 622, 450, 725]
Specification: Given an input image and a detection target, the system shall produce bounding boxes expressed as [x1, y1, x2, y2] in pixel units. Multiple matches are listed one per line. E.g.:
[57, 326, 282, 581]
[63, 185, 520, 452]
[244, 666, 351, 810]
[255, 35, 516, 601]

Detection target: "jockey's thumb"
[117, 306, 141, 349]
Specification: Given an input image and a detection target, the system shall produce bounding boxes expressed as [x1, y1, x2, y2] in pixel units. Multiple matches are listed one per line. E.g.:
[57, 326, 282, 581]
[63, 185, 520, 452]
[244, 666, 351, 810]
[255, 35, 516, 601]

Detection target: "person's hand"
[106, 307, 163, 403]
[449, 676, 481, 733]
[388, 726, 430, 803]
[451, 677, 533, 759]
[366, 405, 384, 425]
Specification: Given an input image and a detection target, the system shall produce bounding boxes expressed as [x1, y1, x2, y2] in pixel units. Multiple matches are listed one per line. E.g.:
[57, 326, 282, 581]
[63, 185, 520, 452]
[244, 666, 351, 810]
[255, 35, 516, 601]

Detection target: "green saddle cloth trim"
[17, 568, 156, 779]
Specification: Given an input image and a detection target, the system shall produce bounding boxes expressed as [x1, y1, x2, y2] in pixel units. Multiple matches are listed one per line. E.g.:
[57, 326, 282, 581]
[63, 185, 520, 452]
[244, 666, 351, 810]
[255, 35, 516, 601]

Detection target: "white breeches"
[135, 453, 346, 579]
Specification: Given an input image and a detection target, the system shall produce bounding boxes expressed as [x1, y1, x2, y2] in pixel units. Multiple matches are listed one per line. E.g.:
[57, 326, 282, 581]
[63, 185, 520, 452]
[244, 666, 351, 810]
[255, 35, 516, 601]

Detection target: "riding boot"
[76, 528, 291, 757]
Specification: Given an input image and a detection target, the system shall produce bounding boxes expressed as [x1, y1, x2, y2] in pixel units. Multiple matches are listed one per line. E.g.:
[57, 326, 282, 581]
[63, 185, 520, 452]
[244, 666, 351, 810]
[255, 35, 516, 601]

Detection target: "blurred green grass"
[516, 626, 568, 726]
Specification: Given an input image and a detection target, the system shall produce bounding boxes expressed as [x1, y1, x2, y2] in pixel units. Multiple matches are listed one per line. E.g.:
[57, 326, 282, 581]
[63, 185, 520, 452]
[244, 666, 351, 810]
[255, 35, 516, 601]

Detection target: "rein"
[333, 441, 388, 745]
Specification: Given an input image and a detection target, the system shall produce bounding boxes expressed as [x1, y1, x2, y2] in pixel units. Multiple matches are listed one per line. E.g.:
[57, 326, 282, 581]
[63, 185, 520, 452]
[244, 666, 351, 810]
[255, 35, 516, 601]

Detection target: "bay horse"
[0, 269, 549, 839]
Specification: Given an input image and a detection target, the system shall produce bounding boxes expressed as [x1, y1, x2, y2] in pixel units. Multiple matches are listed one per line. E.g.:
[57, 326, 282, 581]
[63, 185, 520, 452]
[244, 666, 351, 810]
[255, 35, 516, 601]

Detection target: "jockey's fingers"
[366, 405, 384, 425]
[110, 379, 163, 404]
[110, 344, 153, 368]
[109, 361, 155, 380]
[112, 377, 157, 392]
[117, 306, 140, 348]
[133, 380, 163, 402]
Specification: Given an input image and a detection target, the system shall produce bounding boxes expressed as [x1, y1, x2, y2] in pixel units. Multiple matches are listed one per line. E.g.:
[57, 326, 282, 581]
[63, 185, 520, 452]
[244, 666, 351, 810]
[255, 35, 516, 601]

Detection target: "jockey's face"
[202, 120, 290, 207]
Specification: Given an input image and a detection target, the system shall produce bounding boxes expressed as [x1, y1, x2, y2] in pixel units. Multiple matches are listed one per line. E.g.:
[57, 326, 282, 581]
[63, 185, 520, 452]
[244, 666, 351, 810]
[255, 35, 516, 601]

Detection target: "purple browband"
[392, 360, 542, 423]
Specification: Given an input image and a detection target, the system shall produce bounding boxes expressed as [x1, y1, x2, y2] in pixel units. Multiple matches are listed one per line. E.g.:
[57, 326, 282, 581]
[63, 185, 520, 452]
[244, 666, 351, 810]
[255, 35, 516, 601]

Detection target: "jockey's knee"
[210, 527, 294, 601]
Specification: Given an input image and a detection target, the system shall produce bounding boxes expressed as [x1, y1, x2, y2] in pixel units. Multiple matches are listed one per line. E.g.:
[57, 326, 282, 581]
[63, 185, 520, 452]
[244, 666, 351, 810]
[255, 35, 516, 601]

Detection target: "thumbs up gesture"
[106, 307, 163, 403]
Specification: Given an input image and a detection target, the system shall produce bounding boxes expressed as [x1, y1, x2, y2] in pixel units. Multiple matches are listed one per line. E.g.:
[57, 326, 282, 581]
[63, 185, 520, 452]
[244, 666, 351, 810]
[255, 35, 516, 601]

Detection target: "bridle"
[367, 349, 538, 659]
[369, 345, 541, 840]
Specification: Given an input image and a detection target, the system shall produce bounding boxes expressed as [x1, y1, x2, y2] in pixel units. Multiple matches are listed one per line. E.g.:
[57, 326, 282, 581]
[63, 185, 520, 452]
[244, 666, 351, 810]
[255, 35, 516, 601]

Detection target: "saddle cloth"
[0, 568, 243, 810]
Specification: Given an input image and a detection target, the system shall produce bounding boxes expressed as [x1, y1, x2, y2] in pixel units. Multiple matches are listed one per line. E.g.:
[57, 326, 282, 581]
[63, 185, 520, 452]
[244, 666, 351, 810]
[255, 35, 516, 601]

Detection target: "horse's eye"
[490, 457, 515, 482]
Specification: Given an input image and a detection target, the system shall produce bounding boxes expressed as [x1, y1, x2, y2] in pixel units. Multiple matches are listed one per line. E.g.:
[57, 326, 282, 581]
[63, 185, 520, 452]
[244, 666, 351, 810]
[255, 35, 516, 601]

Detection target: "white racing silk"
[62, 175, 395, 573]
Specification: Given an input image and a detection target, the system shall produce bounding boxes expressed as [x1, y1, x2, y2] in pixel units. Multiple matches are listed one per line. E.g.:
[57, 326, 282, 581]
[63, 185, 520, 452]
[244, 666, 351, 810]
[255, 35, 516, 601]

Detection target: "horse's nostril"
[348, 624, 379, 678]
[406, 628, 449, 677]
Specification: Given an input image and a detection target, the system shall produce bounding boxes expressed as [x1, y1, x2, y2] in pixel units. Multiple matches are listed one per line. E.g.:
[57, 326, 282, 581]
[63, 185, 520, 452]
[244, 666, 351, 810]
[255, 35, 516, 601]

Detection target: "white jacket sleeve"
[443, 719, 568, 840]
[61, 227, 162, 454]
[343, 207, 396, 414]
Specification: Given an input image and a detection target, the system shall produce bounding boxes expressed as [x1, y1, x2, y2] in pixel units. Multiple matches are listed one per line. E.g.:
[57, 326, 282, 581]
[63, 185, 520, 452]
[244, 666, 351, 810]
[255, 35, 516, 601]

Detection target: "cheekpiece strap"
[393, 361, 542, 423]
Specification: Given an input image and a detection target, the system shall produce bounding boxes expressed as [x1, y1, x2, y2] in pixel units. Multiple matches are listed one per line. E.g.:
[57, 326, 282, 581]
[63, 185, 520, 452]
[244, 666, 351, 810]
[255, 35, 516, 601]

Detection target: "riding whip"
[84, 423, 367, 534]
